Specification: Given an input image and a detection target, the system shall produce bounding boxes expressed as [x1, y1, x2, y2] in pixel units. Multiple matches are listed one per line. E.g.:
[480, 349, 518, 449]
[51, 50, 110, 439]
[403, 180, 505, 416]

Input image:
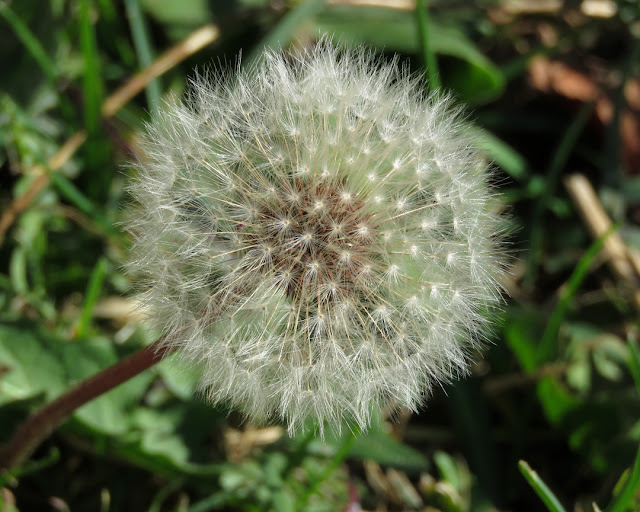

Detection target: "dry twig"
[0, 24, 220, 246]
[564, 173, 640, 310]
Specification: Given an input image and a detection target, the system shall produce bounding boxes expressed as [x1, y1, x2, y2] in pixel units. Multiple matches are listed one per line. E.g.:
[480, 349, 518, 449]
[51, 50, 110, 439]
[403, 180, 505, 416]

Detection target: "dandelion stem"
[0, 337, 172, 472]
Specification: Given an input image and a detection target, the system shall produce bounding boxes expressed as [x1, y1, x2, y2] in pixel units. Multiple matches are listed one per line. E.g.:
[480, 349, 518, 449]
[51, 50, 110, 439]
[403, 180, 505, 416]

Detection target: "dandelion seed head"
[125, 41, 507, 436]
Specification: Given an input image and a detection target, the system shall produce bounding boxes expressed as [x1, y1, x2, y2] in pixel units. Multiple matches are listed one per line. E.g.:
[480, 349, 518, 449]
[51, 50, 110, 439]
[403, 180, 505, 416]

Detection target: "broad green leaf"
[537, 378, 581, 427]
[155, 353, 200, 401]
[130, 408, 191, 466]
[59, 338, 155, 435]
[349, 429, 429, 471]
[0, 322, 67, 405]
[468, 126, 530, 181]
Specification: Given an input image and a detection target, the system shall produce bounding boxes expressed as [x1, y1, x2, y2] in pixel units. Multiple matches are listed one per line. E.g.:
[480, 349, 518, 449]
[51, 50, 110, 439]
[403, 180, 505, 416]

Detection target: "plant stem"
[0, 337, 173, 471]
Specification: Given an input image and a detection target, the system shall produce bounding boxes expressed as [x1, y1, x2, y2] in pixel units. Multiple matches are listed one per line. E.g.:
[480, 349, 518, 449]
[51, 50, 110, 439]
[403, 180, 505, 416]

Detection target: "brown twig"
[0, 338, 174, 472]
[564, 173, 640, 310]
[0, 24, 220, 247]
[0, 132, 87, 245]
[101, 24, 220, 117]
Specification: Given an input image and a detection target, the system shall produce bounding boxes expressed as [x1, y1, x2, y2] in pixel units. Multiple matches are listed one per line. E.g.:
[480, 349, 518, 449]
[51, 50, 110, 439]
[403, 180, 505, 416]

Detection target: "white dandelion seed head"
[125, 40, 508, 436]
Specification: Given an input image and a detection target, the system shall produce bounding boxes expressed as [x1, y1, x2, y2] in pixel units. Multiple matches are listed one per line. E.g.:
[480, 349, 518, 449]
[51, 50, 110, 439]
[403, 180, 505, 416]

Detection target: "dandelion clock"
[124, 41, 507, 436]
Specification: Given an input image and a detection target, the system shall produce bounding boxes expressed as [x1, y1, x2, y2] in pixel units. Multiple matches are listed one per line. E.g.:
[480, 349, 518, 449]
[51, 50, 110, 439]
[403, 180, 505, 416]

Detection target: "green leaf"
[129, 408, 190, 466]
[429, 24, 504, 104]
[433, 451, 465, 491]
[504, 307, 542, 373]
[566, 357, 591, 394]
[246, 0, 327, 66]
[537, 225, 614, 365]
[592, 336, 628, 382]
[0, 322, 67, 406]
[272, 490, 295, 512]
[349, 429, 429, 471]
[155, 353, 200, 401]
[140, 0, 211, 26]
[607, 443, 640, 512]
[468, 126, 530, 181]
[537, 377, 581, 427]
[315, 5, 504, 103]
[59, 338, 154, 435]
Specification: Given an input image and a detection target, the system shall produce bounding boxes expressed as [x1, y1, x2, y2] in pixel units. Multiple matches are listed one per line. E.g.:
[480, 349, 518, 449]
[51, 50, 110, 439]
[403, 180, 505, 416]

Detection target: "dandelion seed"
[125, 40, 507, 436]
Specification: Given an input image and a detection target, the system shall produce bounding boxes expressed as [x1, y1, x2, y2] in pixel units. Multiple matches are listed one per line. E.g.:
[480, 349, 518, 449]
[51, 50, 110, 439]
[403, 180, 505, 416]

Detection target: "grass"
[1, 1, 640, 511]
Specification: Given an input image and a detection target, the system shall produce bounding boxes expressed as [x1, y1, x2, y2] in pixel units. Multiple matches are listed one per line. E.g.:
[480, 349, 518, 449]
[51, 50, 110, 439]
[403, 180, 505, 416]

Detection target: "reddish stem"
[0, 338, 173, 471]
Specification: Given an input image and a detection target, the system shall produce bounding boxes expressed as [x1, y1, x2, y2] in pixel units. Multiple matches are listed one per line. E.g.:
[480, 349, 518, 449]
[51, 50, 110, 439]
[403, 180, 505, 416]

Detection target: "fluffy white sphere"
[125, 42, 506, 435]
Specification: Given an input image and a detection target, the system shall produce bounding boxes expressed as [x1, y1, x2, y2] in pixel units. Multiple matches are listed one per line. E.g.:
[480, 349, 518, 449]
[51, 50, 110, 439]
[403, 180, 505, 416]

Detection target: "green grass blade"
[468, 126, 530, 182]
[79, 0, 103, 134]
[536, 224, 615, 363]
[0, 4, 58, 83]
[607, 444, 640, 512]
[245, 0, 327, 66]
[519, 460, 568, 512]
[76, 257, 108, 338]
[294, 433, 355, 509]
[525, 101, 594, 286]
[123, 0, 161, 113]
[185, 494, 227, 512]
[415, 0, 441, 92]
[47, 170, 120, 239]
[147, 479, 184, 512]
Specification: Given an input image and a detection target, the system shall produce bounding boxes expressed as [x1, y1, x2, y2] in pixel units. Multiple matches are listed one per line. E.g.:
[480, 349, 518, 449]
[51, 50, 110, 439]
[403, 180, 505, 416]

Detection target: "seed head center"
[237, 180, 379, 302]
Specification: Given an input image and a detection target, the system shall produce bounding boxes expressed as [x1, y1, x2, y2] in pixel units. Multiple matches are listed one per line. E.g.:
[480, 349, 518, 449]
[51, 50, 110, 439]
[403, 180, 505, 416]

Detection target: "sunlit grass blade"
[519, 460, 568, 512]
[415, 0, 441, 92]
[537, 224, 616, 363]
[123, 0, 161, 113]
[245, 0, 327, 66]
[606, 444, 640, 512]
